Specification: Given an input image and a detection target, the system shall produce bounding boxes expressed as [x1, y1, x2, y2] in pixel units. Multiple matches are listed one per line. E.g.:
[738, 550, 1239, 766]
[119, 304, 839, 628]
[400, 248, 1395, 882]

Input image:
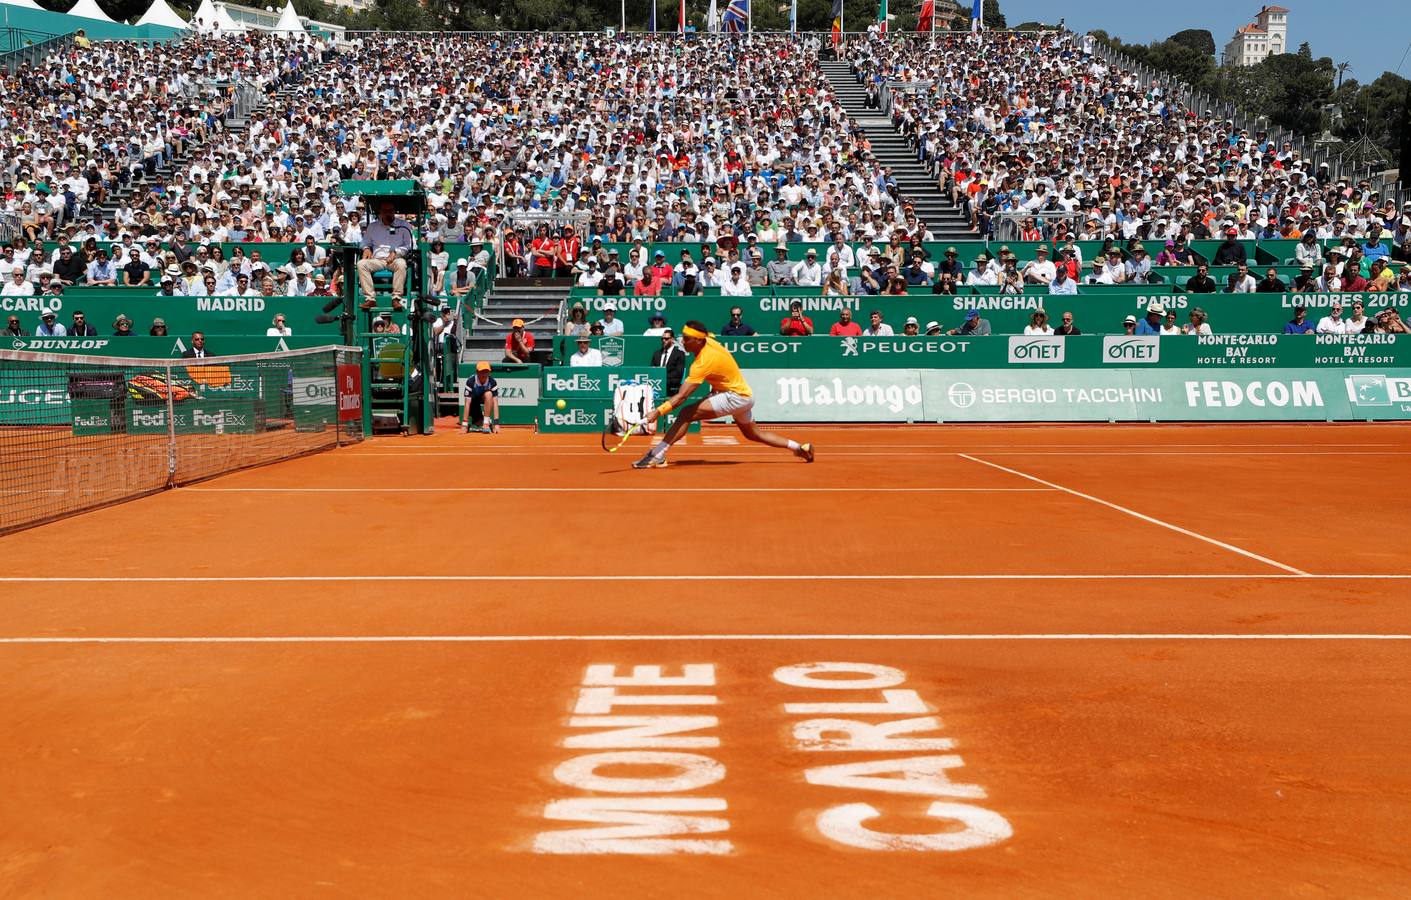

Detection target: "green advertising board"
[4, 335, 336, 357]
[541, 366, 670, 399]
[554, 333, 1411, 370]
[560, 291, 1409, 337]
[743, 368, 1411, 422]
[0, 295, 343, 337]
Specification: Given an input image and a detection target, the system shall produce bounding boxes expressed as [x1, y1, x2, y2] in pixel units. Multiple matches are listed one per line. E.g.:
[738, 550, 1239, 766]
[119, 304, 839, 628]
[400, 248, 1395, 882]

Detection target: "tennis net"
[0, 344, 363, 535]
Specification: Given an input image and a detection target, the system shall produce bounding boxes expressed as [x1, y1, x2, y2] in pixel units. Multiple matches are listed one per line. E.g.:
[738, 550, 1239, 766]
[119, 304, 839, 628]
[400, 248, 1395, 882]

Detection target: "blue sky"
[995, 1, 1411, 84]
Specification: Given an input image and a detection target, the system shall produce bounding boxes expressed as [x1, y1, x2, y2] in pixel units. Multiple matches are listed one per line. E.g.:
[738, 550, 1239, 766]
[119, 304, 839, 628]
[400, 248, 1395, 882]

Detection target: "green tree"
[1166, 28, 1214, 58]
[981, 0, 1003, 29]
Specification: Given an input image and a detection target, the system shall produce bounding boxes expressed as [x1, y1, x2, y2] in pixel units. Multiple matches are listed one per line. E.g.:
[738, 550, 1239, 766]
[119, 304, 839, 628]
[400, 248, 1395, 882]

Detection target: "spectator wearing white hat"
[287, 265, 316, 297]
[597, 302, 624, 336]
[34, 309, 65, 336]
[792, 249, 823, 287]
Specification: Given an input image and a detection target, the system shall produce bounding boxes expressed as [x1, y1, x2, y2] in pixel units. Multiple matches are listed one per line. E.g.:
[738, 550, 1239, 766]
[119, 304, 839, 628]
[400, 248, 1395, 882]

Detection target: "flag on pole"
[789, 0, 797, 33]
[876, 0, 887, 33]
[917, 0, 932, 32]
[971, 0, 982, 32]
[721, 0, 748, 32]
[708, 0, 718, 31]
[831, 0, 843, 45]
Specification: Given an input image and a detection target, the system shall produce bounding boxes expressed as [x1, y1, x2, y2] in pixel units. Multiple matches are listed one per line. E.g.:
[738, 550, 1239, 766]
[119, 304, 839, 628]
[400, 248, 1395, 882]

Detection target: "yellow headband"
[681, 326, 711, 339]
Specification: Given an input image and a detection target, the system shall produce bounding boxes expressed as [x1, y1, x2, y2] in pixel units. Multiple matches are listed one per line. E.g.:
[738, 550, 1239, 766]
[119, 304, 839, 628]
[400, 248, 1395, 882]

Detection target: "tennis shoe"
[797, 442, 815, 463]
[632, 452, 667, 469]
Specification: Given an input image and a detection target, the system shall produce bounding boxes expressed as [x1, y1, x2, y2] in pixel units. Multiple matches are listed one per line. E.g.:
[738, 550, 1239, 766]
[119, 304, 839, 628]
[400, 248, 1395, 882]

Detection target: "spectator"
[122, 248, 150, 287]
[1160, 310, 1182, 335]
[52, 246, 84, 285]
[652, 329, 686, 395]
[1294, 232, 1322, 268]
[1213, 229, 1248, 266]
[597, 304, 625, 336]
[1290, 264, 1318, 293]
[1256, 268, 1288, 293]
[1049, 266, 1077, 295]
[287, 266, 316, 297]
[830, 308, 863, 336]
[902, 317, 921, 336]
[504, 318, 535, 363]
[68, 310, 97, 337]
[1344, 300, 1371, 333]
[150, 318, 168, 337]
[863, 310, 894, 336]
[35, 309, 65, 336]
[267, 314, 292, 337]
[779, 300, 815, 336]
[767, 245, 795, 286]
[924, 320, 944, 336]
[563, 303, 590, 337]
[112, 315, 134, 337]
[1225, 263, 1257, 293]
[310, 274, 334, 298]
[1373, 308, 1410, 333]
[1124, 245, 1152, 284]
[462, 361, 500, 433]
[1186, 264, 1217, 294]
[643, 314, 670, 337]
[792, 249, 823, 287]
[949, 309, 991, 336]
[1155, 240, 1182, 266]
[1, 269, 32, 297]
[1022, 245, 1056, 284]
[86, 248, 117, 286]
[1054, 312, 1080, 336]
[181, 332, 210, 358]
[568, 334, 604, 367]
[1316, 301, 1349, 334]
[1121, 314, 1138, 334]
[721, 264, 753, 297]
[634, 267, 663, 297]
[3, 315, 23, 337]
[821, 270, 849, 296]
[721, 306, 756, 336]
[1023, 310, 1054, 335]
[1136, 305, 1163, 335]
[1183, 308, 1213, 336]
[744, 250, 769, 287]
[577, 260, 604, 289]
[1284, 305, 1316, 334]
[357, 200, 413, 311]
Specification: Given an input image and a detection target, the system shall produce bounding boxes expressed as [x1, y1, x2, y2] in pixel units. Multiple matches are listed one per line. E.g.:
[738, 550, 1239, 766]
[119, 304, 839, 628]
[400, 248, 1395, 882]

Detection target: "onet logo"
[1007, 336, 1065, 364]
[1102, 336, 1160, 363]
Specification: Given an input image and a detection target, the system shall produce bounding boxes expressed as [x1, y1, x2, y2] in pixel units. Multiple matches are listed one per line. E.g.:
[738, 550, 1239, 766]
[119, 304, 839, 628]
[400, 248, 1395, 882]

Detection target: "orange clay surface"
[1, 423, 1409, 897]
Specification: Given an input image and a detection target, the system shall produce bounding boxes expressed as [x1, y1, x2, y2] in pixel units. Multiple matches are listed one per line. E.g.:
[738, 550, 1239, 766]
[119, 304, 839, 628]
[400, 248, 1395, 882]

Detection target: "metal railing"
[0, 29, 71, 73]
[990, 212, 1086, 243]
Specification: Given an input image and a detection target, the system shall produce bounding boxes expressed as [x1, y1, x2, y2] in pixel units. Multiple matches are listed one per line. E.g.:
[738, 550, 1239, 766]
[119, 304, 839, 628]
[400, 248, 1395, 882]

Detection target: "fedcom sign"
[1102, 336, 1160, 364]
[1007, 336, 1065, 364]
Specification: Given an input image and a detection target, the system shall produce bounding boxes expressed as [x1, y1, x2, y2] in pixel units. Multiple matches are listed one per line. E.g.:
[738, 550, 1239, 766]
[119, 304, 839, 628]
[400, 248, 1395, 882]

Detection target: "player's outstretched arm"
[645, 380, 702, 424]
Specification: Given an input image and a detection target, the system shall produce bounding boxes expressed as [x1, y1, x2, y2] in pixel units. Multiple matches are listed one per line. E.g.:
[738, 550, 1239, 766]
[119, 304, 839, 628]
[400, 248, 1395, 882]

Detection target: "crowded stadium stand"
[0, 25, 1407, 452]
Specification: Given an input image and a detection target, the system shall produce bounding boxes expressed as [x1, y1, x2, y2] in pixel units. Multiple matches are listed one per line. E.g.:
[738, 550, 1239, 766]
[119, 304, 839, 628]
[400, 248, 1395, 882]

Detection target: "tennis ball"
[555, 399, 567, 410]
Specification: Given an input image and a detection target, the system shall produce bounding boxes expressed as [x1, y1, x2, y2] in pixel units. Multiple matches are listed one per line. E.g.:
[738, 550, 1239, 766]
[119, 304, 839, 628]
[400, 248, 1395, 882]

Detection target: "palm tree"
[1334, 61, 1351, 89]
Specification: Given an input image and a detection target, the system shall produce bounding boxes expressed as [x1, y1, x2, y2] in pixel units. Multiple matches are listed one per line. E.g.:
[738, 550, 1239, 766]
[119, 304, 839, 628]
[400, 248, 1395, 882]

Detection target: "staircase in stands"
[817, 60, 974, 242]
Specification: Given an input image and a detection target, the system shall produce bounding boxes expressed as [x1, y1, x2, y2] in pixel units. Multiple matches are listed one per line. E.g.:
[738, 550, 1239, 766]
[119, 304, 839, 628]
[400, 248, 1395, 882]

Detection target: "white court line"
[345, 450, 1411, 459]
[0, 633, 1404, 645]
[957, 453, 1310, 577]
[183, 486, 1053, 494]
[1, 573, 1407, 583]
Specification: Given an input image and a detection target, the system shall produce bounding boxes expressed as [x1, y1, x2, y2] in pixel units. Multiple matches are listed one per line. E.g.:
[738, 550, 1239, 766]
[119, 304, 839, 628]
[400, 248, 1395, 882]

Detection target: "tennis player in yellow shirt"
[634, 321, 814, 468]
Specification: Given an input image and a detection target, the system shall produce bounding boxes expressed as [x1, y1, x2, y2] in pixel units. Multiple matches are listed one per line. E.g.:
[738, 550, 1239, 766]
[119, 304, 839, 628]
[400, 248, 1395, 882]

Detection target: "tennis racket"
[601, 415, 645, 453]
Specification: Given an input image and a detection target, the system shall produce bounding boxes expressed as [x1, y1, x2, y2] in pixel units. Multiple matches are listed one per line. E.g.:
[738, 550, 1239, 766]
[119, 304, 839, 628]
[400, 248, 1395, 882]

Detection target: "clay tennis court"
[2, 423, 1409, 895]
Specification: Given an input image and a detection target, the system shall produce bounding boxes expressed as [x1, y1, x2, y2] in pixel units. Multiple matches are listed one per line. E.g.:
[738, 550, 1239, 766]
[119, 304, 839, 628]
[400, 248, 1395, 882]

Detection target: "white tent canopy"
[0, 0, 46, 11]
[271, 0, 305, 35]
[212, 3, 244, 33]
[65, 0, 118, 23]
[190, 0, 218, 30]
[136, 0, 188, 29]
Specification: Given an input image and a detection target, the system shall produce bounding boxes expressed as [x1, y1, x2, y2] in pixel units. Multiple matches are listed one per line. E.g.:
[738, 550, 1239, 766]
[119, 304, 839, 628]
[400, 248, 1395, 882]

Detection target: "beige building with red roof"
[1221, 5, 1289, 66]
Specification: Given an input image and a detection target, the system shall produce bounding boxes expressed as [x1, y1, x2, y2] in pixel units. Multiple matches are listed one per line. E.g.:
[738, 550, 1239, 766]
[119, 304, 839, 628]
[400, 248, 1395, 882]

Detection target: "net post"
[164, 358, 177, 487]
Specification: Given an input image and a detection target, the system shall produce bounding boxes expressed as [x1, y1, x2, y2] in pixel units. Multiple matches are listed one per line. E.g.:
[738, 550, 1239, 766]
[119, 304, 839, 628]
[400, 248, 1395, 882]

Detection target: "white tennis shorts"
[705, 391, 754, 422]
